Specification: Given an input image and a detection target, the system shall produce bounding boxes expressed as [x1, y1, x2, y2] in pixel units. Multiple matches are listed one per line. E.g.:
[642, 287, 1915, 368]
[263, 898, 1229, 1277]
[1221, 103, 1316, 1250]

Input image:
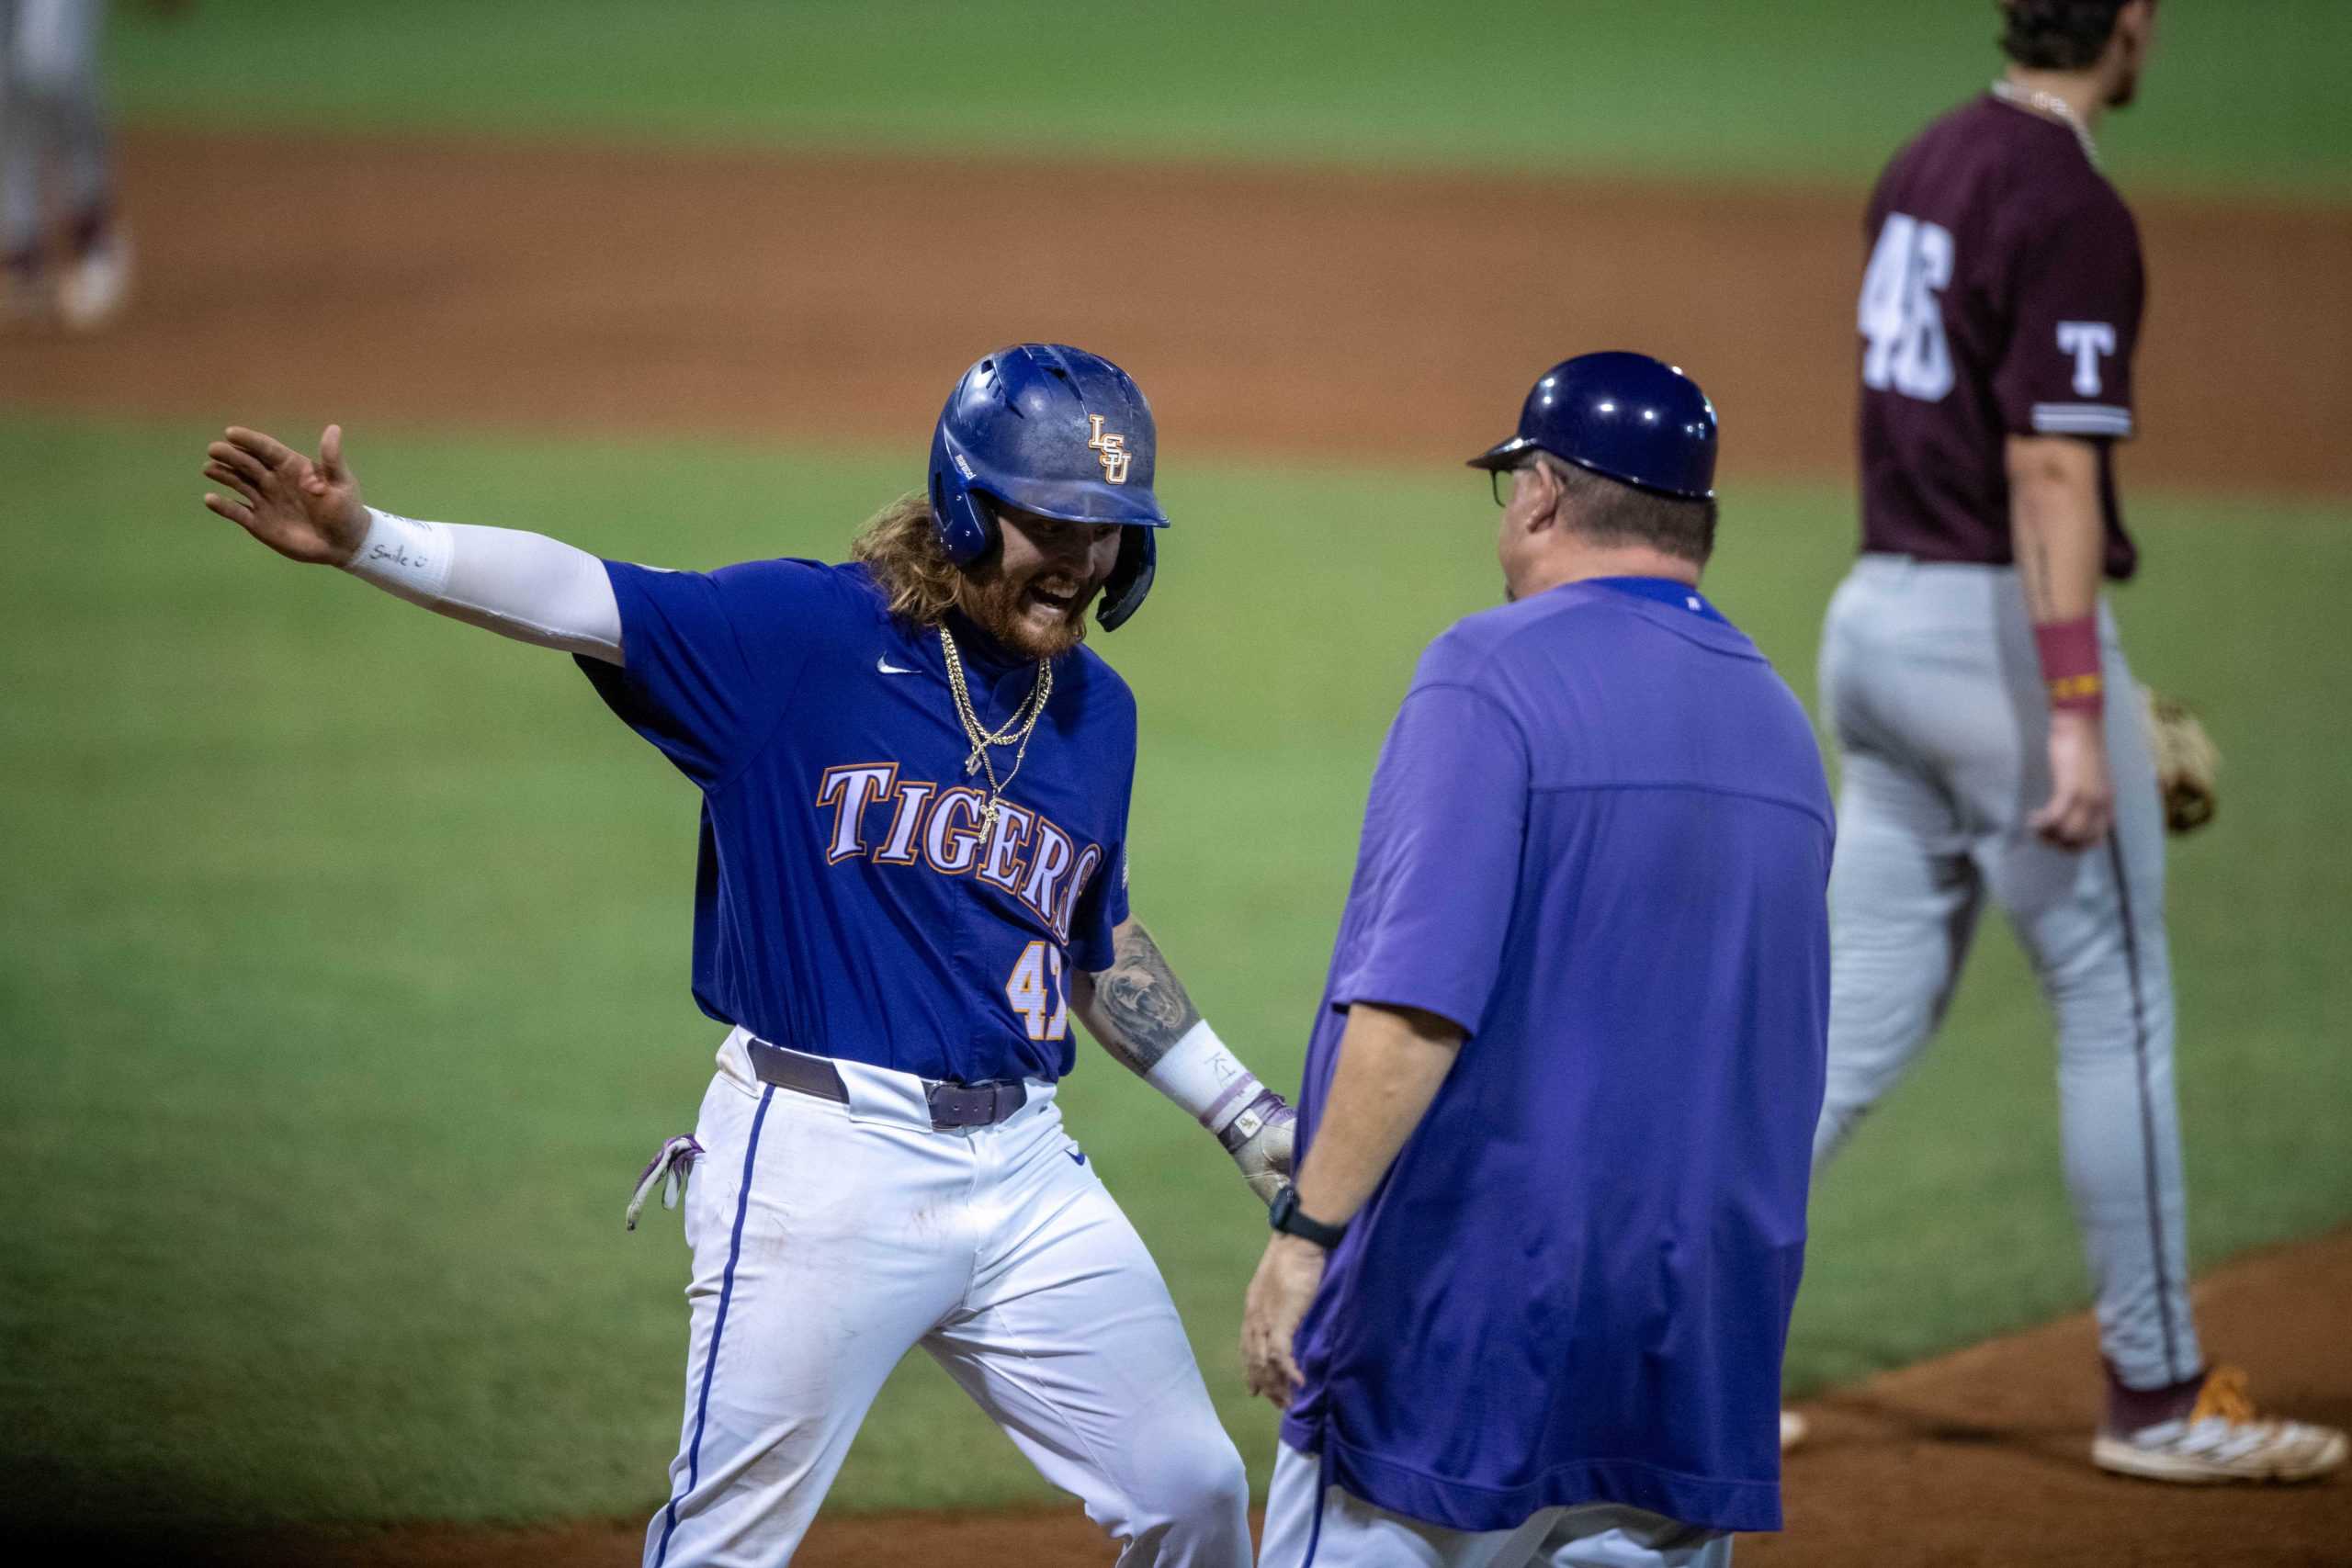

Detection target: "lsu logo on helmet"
[1087, 415, 1132, 484]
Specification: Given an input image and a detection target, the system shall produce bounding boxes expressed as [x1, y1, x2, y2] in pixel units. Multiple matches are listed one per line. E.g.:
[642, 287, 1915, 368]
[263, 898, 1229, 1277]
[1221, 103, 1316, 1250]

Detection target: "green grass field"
[15, 0, 2352, 1535]
[3, 412, 2347, 1529]
[110, 0, 2352, 200]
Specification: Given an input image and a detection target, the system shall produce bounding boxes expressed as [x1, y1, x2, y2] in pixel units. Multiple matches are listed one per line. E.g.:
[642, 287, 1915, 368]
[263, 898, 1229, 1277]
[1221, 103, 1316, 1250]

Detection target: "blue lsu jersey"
[576, 558, 1135, 1084]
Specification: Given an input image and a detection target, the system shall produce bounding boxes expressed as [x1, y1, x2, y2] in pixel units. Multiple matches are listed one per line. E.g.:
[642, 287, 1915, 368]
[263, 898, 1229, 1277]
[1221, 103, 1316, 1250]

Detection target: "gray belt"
[745, 1039, 1029, 1131]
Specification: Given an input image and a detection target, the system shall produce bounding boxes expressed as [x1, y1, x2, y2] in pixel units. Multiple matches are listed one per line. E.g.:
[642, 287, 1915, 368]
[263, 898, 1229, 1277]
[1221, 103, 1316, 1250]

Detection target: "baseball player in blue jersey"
[1239, 354, 1832, 1568]
[195, 344, 1297, 1566]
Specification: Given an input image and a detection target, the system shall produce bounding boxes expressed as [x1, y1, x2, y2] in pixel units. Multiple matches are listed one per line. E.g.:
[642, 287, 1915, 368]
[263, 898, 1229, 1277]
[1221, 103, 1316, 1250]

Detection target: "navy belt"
[745, 1039, 1028, 1131]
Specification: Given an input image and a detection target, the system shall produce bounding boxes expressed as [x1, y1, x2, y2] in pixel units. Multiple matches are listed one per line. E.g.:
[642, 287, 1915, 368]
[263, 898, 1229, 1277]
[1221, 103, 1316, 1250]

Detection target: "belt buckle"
[927, 1078, 1024, 1130]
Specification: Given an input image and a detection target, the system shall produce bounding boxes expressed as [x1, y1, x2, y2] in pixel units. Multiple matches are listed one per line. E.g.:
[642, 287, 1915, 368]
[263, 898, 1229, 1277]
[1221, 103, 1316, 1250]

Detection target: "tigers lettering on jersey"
[817, 761, 1104, 940]
[581, 557, 1135, 1083]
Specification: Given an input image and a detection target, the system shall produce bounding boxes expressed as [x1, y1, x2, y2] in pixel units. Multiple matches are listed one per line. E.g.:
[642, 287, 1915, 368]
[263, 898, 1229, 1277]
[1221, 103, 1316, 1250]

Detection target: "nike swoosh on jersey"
[876, 657, 918, 675]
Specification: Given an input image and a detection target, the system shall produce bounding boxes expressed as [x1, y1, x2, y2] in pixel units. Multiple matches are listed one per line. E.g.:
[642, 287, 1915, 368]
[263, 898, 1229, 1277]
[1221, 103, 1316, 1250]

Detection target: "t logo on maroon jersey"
[2056, 321, 2118, 396]
[1859, 213, 1956, 401]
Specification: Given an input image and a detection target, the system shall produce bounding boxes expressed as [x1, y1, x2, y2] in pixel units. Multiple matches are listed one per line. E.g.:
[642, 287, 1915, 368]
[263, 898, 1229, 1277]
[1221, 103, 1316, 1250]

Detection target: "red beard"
[960, 567, 1094, 660]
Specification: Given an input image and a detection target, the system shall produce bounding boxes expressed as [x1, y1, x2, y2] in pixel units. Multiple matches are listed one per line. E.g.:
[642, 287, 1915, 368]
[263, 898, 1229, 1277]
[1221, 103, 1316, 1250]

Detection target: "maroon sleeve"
[1993, 191, 2144, 442]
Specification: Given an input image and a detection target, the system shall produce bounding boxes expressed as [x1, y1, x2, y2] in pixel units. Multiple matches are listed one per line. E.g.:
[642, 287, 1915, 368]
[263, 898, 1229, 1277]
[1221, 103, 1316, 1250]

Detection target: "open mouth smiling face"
[1023, 576, 1084, 618]
[971, 506, 1125, 660]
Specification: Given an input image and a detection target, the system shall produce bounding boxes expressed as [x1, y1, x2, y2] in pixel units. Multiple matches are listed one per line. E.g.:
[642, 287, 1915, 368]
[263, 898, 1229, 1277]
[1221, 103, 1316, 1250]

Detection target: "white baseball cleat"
[56, 220, 131, 332]
[1779, 1409, 1808, 1452]
[2092, 1366, 2347, 1483]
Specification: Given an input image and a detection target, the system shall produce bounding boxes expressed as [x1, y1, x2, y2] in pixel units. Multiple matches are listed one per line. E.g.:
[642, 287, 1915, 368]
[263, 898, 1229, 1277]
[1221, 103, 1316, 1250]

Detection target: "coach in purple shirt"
[1242, 354, 1832, 1568]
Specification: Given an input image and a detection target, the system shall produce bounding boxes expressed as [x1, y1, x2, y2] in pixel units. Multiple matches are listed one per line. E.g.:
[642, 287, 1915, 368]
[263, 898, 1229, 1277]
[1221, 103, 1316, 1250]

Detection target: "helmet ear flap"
[929, 426, 998, 566]
[1097, 525, 1155, 631]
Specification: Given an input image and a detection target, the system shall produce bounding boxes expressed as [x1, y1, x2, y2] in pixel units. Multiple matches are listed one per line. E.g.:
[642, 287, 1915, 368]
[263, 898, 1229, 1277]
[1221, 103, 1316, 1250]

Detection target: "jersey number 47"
[1007, 941, 1071, 1043]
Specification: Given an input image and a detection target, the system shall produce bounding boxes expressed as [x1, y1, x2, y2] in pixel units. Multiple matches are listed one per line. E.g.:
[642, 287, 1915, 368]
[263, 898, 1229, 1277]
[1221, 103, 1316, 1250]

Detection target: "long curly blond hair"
[850, 492, 970, 626]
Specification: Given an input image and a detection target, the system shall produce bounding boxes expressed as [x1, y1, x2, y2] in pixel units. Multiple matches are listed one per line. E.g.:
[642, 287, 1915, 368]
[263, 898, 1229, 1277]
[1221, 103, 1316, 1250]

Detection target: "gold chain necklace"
[1991, 79, 2099, 167]
[937, 623, 1053, 838]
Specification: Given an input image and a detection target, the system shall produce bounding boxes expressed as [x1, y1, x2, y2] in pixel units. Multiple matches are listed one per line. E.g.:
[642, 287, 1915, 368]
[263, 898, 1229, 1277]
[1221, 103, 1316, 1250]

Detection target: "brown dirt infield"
[141, 1229, 2346, 1567]
[5, 129, 2348, 494]
[9, 129, 2346, 1564]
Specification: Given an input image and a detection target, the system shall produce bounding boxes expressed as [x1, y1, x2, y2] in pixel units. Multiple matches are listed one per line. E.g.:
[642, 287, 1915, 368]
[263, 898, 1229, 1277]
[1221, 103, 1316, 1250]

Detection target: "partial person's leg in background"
[1787, 568, 1993, 1451]
[1976, 617, 2199, 1395]
[1811, 575, 1987, 1170]
[1814, 744, 1984, 1168]
[17, 0, 123, 325]
[1963, 613, 2352, 1480]
[1, 1, 49, 305]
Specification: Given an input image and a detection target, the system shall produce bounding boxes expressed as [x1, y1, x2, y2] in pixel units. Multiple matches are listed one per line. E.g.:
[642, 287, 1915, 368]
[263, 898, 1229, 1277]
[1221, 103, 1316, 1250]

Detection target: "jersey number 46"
[1006, 941, 1071, 1043]
[1860, 213, 1955, 401]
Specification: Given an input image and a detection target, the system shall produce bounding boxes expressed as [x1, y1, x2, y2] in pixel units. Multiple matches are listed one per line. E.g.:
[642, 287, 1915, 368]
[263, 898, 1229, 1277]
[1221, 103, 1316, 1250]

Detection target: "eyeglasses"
[1488, 465, 1527, 507]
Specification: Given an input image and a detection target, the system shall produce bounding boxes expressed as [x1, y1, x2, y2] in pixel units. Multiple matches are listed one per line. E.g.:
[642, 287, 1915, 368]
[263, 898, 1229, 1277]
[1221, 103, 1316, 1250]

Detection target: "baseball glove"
[2142, 685, 2219, 835]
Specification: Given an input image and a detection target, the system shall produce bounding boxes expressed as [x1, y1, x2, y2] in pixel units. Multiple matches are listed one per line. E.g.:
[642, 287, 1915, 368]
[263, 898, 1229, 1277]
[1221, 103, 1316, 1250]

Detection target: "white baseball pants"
[1259, 1445, 1731, 1568]
[643, 1030, 1250, 1567]
[1813, 555, 2199, 1389]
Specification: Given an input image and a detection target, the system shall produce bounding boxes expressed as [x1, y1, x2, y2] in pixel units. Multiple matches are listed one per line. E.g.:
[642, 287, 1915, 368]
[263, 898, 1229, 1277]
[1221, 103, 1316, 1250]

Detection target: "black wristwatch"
[1268, 1183, 1348, 1249]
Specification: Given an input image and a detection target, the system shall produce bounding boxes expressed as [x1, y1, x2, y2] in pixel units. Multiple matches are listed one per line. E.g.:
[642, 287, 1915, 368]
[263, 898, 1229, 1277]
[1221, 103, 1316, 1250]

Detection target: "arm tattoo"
[1090, 921, 1203, 1075]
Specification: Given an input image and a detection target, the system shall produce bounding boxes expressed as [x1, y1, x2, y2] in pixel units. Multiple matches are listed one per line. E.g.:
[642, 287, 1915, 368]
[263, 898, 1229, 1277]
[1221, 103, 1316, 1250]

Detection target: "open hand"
[1240, 1234, 1323, 1407]
[2030, 708, 2115, 851]
[202, 424, 369, 566]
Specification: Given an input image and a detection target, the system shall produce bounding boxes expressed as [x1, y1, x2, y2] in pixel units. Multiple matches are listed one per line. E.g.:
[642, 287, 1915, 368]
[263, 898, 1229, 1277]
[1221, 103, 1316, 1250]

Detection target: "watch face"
[1270, 1184, 1340, 1247]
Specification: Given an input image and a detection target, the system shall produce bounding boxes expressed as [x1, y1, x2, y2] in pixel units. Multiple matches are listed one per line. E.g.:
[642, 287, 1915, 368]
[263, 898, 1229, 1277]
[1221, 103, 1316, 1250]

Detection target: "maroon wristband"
[2033, 615, 2104, 713]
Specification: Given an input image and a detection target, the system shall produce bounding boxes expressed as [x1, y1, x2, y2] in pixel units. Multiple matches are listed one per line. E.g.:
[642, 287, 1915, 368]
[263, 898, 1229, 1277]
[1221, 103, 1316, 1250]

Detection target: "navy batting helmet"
[930, 344, 1168, 632]
[1467, 352, 1717, 501]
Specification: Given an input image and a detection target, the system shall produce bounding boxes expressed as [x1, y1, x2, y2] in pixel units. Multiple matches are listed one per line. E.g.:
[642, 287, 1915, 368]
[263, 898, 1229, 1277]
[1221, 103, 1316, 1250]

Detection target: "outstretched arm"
[1071, 917, 1295, 1201]
[201, 424, 624, 663]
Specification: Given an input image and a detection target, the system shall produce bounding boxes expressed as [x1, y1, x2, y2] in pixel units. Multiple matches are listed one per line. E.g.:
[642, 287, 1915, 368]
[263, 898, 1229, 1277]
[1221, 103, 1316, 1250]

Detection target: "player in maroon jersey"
[1794, 0, 2345, 1483]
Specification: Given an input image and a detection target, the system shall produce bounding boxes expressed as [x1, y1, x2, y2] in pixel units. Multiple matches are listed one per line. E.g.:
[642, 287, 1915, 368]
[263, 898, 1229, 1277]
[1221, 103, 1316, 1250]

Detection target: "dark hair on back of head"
[1998, 0, 2130, 71]
[1542, 455, 1717, 567]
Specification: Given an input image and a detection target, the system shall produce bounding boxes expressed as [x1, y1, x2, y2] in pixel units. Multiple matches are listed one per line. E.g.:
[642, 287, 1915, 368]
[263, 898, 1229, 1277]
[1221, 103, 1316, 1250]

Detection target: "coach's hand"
[201, 423, 370, 566]
[1241, 1234, 1323, 1407]
[2032, 709, 2116, 850]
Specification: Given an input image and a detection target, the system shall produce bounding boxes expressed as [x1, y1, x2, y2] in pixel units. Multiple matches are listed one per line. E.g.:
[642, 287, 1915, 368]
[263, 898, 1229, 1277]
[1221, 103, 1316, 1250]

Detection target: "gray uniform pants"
[1, 0, 110, 255]
[1815, 554, 2199, 1390]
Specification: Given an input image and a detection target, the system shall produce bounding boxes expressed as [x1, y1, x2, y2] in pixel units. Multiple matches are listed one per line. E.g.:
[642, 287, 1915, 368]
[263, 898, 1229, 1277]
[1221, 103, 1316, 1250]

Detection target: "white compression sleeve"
[343, 507, 625, 663]
[1144, 1020, 1272, 1138]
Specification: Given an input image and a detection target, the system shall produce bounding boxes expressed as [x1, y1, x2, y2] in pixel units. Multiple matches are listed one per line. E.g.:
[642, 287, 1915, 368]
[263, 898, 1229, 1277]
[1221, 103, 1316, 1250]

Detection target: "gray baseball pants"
[1815, 553, 2200, 1391]
[1, 0, 110, 256]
